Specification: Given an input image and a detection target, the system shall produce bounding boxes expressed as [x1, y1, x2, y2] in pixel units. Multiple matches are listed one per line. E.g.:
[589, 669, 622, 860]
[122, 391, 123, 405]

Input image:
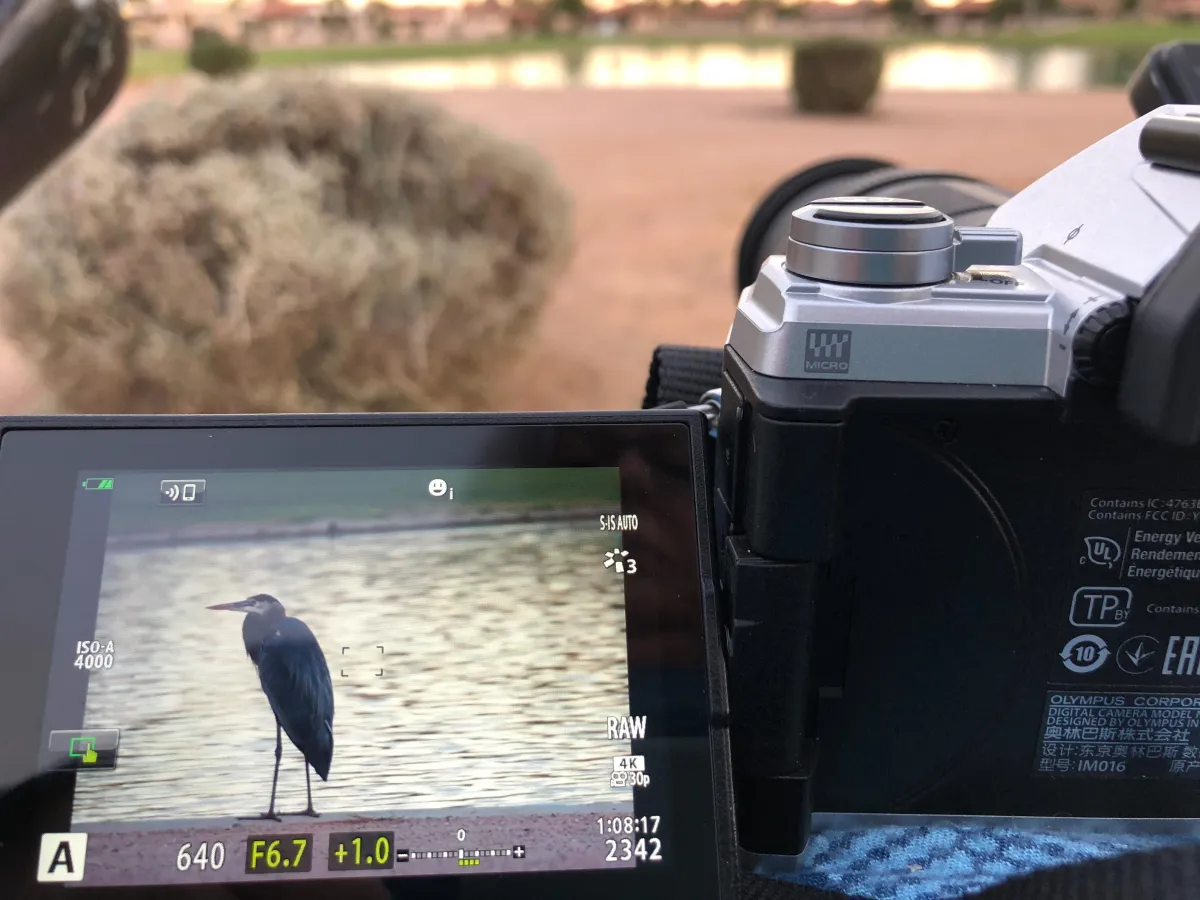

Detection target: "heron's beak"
[207, 600, 252, 612]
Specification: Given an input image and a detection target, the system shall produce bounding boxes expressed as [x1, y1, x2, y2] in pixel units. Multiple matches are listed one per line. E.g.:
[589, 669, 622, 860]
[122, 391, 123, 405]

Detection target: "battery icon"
[82, 478, 114, 491]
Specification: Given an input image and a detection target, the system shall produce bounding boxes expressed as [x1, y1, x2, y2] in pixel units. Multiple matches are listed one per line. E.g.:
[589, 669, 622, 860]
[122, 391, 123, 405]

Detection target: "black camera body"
[706, 100, 1200, 859]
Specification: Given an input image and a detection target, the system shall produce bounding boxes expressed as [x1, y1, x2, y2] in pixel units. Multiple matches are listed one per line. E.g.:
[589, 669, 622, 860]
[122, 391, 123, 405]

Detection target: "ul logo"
[804, 330, 853, 373]
[1082, 536, 1121, 568]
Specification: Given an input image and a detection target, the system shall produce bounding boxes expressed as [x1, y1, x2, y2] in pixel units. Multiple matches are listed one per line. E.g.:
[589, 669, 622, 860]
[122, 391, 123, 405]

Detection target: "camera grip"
[724, 535, 819, 857]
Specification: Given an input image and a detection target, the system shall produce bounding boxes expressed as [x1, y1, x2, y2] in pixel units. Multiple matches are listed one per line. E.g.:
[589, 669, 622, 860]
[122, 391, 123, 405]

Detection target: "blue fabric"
[763, 824, 1199, 900]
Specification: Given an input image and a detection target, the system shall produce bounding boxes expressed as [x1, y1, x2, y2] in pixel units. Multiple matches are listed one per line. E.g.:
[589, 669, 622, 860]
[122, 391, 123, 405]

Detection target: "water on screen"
[73, 522, 632, 826]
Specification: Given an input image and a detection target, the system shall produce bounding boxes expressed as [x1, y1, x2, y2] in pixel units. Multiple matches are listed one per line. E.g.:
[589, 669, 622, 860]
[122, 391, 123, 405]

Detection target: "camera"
[3, 29, 1200, 900]
[648, 46, 1200, 863]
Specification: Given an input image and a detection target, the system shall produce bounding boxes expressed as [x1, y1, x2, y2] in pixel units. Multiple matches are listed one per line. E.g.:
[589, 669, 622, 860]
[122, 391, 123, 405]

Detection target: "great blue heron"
[207, 593, 334, 820]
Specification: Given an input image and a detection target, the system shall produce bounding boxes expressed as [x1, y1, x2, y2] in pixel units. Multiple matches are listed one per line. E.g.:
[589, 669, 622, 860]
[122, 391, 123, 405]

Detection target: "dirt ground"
[0, 86, 1133, 414]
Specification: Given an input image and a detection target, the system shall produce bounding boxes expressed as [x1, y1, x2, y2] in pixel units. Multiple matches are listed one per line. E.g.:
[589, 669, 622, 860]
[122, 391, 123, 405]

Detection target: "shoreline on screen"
[105, 507, 611, 551]
[75, 801, 633, 832]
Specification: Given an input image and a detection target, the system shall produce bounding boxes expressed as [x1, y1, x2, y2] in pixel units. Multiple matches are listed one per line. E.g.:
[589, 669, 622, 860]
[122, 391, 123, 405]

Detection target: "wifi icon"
[160, 480, 206, 505]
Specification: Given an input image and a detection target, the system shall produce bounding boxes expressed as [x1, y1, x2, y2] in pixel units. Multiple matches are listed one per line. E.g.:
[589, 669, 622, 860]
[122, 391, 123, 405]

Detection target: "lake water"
[332, 43, 1145, 92]
[74, 522, 633, 827]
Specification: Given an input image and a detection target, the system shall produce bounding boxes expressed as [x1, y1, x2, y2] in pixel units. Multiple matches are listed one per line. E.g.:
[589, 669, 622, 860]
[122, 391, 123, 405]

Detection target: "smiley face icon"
[428, 479, 448, 497]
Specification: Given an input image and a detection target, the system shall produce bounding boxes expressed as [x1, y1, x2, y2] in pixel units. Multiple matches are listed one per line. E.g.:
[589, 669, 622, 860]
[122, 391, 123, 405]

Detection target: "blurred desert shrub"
[188, 27, 256, 78]
[0, 74, 573, 413]
[791, 38, 884, 114]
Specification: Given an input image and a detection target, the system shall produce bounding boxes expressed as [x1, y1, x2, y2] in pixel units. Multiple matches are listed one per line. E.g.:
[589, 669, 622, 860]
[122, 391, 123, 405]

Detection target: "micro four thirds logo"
[804, 329, 853, 374]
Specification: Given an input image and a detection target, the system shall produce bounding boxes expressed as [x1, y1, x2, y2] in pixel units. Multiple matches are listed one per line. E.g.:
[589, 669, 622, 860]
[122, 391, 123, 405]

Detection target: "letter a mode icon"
[37, 833, 88, 882]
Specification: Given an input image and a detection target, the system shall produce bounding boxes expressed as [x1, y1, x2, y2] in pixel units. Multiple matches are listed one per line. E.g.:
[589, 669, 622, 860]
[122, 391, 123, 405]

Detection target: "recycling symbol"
[1060, 634, 1110, 674]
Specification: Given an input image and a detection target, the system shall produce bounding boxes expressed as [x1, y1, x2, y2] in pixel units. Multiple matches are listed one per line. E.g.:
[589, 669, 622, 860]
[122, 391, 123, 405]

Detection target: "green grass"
[128, 20, 1200, 82]
[130, 36, 606, 79]
[918, 20, 1200, 48]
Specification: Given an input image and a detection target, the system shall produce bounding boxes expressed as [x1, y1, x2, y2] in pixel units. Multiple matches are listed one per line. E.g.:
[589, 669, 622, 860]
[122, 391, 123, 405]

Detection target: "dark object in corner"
[0, 0, 128, 210]
[1127, 40, 1200, 116]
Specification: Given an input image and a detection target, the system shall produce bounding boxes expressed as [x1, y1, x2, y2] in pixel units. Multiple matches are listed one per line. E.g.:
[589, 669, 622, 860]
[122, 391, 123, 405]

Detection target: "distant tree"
[539, 0, 590, 33]
[1013, 0, 1060, 25]
[320, 0, 353, 42]
[550, 0, 590, 19]
[742, 0, 780, 22]
[985, 0, 1023, 24]
[363, 0, 395, 40]
[226, 0, 253, 42]
[508, 0, 541, 36]
[886, 0, 918, 25]
[188, 27, 256, 77]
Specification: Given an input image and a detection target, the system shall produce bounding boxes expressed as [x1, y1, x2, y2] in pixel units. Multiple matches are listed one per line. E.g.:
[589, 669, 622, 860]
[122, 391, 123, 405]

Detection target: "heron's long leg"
[237, 719, 282, 821]
[279, 763, 319, 816]
[304, 764, 318, 816]
[282, 763, 324, 820]
[267, 719, 283, 816]
[283, 764, 321, 817]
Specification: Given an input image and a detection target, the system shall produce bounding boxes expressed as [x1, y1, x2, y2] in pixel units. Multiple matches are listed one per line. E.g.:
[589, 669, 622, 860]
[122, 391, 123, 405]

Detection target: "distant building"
[242, 0, 329, 48]
[1054, 0, 1200, 17]
[379, 5, 457, 42]
[801, 0, 874, 17]
[1053, 0, 1124, 16]
[122, 0, 1067, 54]
[616, 1, 672, 33]
[124, 0, 244, 50]
[1134, 0, 1200, 17]
[458, 0, 514, 40]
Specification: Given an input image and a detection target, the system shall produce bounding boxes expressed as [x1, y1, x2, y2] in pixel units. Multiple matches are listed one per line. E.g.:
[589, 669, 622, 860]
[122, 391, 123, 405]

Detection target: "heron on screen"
[207, 593, 334, 820]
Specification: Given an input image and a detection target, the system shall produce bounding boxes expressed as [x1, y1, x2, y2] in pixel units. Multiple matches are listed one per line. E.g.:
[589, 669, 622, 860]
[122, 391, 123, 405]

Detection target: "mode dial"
[1073, 300, 1134, 387]
[785, 197, 1022, 287]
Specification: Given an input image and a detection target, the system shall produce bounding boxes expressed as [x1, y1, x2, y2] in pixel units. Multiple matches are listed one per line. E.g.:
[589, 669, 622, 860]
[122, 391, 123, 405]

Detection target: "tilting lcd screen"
[37, 466, 663, 887]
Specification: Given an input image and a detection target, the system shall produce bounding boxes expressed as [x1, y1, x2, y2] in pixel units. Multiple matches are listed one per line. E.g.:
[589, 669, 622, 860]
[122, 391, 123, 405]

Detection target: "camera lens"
[734, 160, 1015, 294]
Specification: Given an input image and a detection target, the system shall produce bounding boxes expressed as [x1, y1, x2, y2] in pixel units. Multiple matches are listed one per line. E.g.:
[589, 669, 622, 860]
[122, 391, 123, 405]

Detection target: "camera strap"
[744, 839, 1200, 900]
[642, 344, 726, 408]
